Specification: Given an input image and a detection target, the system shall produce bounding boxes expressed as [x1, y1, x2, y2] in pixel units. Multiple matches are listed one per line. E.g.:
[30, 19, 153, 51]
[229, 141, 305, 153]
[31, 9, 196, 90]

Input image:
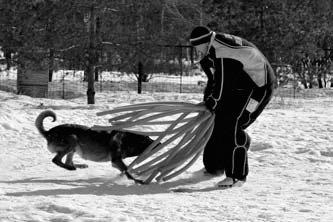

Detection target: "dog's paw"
[134, 178, 146, 185]
[74, 164, 88, 169]
[65, 165, 77, 171]
[124, 171, 146, 185]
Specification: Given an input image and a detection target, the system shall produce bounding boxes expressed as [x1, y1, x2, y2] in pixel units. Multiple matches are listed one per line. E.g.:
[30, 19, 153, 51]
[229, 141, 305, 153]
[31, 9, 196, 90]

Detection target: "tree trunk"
[160, 0, 165, 35]
[4, 47, 11, 70]
[94, 66, 99, 81]
[137, 61, 143, 94]
[308, 71, 313, 88]
[48, 49, 54, 82]
[86, 5, 96, 104]
[317, 73, 323, 88]
[179, 45, 183, 93]
[86, 63, 95, 104]
[323, 73, 327, 88]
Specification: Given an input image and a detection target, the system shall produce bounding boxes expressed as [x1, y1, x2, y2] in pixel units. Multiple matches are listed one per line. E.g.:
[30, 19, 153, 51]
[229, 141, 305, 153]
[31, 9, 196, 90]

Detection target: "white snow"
[0, 90, 332, 222]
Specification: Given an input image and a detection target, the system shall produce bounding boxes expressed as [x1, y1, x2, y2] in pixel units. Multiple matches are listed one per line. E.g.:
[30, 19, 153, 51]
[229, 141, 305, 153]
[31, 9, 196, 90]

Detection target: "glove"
[200, 56, 214, 68]
[204, 96, 217, 112]
[203, 81, 213, 101]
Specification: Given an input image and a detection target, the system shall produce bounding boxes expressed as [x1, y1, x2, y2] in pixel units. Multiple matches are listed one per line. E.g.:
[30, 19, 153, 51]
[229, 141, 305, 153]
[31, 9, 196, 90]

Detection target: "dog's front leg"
[64, 152, 74, 165]
[112, 159, 144, 184]
[52, 151, 76, 170]
[124, 171, 145, 185]
[65, 152, 88, 169]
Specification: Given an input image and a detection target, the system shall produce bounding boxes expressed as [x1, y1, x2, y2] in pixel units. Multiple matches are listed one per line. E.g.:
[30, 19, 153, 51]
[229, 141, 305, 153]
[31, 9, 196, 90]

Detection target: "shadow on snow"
[2, 169, 218, 197]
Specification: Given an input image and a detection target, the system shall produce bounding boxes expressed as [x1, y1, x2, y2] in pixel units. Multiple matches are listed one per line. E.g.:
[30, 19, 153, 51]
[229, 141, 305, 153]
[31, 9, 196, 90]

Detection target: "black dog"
[35, 110, 157, 184]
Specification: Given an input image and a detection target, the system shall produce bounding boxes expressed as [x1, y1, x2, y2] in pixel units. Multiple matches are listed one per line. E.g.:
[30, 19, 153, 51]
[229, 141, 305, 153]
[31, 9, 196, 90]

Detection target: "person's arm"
[205, 58, 223, 111]
[200, 56, 214, 100]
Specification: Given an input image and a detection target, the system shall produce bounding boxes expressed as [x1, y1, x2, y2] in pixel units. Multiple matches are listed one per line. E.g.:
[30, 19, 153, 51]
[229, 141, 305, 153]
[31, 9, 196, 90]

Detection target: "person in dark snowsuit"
[189, 26, 276, 188]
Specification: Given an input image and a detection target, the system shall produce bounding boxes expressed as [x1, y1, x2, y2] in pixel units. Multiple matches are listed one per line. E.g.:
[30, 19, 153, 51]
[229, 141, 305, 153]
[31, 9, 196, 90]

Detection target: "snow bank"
[0, 90, 332, 222]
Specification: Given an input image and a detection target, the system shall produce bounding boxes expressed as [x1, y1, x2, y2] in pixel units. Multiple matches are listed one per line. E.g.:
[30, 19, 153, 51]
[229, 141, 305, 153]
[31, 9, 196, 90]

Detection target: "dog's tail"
[35, 110, 56, 138]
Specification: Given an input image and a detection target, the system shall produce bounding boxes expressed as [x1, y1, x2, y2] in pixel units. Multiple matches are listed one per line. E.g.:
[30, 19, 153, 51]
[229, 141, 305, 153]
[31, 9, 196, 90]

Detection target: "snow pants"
[203, 83, 274, 180]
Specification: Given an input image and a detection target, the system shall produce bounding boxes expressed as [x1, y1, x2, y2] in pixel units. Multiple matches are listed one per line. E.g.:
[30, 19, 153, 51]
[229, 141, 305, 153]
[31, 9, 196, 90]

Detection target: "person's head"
[189, 26, 212, 56]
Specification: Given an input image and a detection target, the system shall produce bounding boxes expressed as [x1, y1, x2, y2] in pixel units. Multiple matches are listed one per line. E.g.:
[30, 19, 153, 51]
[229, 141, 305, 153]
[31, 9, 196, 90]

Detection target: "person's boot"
[217, 177, 246, 188]
[203, 168, 224, 176]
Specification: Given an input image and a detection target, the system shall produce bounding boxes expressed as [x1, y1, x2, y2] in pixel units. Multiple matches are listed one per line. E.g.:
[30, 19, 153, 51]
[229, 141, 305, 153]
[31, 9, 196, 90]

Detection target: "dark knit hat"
[190, 26, 212, 46]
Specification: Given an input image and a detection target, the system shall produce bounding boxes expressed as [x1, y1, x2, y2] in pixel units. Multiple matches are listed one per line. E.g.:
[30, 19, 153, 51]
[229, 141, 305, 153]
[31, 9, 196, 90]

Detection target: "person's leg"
[203, 92, 250, 176]
[203, 131, 225, 175]
[218, 85, 273, 187]
[230, 130, 251, 179]
[203, 115, 226, 175]
[217, 90, 254, 187]
[240, 83, 274, 129]
[203, 119, 251, 176]
[203, 88, 249, 182]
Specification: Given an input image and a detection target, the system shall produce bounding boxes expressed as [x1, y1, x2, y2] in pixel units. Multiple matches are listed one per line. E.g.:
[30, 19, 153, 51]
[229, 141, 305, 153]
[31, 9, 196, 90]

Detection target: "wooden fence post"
[138, 61, 143, 94]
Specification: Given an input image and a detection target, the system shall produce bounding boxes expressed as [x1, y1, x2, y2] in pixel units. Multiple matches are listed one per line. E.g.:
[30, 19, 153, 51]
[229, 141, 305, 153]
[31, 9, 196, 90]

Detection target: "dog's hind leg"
[65, 152, 88, 169]
[52, 151, 76, 170]
[65, 135, 89, 169]
[52, 135, 80, 170]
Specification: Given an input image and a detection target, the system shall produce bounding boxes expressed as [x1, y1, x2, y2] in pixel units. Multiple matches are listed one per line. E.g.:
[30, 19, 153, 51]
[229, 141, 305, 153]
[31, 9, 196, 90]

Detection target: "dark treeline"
[0, 0, 332, 100]
[204, 0, 333, 89]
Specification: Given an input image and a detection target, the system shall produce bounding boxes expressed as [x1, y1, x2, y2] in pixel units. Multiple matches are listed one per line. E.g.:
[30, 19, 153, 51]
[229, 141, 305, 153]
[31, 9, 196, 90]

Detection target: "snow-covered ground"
[0, 90, 332, 222]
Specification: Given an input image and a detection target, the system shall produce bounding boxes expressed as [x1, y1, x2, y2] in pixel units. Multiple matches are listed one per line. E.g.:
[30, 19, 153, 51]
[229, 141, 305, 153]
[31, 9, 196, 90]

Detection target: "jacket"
[200, 32, 276, 108]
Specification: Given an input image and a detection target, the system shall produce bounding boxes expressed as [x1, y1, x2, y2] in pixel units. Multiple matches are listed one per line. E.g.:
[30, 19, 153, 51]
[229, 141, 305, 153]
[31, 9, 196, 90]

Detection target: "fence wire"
[1, 68, 332, 108]
[45, 69, 206, 99]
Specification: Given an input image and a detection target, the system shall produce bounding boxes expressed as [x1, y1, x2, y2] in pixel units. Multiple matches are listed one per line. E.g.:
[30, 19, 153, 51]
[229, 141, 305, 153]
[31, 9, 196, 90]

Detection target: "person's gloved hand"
[200, 56, 214, 67]
[204, 96, 217, 112]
